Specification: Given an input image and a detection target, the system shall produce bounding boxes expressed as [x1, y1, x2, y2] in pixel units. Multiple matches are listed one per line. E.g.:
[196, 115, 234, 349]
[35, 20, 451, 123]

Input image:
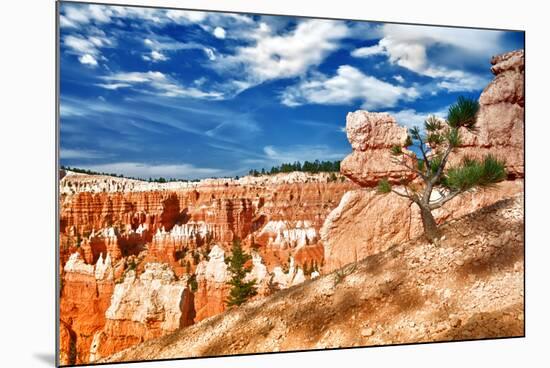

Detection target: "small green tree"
[377, 96, 506, 241]
[225, 239, 257, 307]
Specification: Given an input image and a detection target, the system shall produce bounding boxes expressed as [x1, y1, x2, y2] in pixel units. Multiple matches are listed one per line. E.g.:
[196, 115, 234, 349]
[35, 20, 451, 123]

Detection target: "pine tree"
[225, 239, 257, 307]
[377, 96, 506, 241]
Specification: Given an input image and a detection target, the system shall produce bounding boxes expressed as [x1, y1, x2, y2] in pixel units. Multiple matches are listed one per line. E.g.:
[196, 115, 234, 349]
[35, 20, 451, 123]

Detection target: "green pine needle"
[444, 154, 506, 191]
[377, 178, 392, 194]
[447, 96, 480, 131]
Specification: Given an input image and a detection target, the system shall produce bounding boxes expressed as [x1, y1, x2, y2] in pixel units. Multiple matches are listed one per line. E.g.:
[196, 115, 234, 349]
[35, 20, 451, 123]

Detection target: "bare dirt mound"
[102, 194, 524, 363]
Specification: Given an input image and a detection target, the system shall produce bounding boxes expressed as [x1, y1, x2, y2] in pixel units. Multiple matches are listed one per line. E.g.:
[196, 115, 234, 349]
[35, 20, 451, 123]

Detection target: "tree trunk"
[419, 204, 441, 241]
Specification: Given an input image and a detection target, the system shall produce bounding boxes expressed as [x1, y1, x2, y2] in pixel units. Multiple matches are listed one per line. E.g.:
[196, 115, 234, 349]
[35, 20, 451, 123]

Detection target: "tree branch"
[430, 143, 454, 186]
[428, 190, 461, 210]
[391, 155, 427, 180]
[418, 139, 431, 171]
[391, 188, 415, 201]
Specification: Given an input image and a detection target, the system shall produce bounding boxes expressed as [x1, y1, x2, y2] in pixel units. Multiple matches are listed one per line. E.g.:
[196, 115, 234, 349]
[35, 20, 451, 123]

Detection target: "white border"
[1, 1, 548, 367]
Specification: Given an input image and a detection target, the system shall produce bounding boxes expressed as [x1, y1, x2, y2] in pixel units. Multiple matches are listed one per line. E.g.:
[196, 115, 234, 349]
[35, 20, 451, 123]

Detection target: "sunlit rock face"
[90, 263, 194, 362]
[60, 252, 115, 365]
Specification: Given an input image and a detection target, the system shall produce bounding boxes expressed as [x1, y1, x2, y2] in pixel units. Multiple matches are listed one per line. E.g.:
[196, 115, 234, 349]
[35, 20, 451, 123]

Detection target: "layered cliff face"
[323, 49, 524, 272]
[59, 172, 355, 364]
[59, 253, 115, 365]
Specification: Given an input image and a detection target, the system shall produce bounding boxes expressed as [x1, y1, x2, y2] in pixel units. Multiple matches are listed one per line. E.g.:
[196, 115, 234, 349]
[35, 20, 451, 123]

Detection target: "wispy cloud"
[97, 71, 224, 99]
[281, 65, 419, 109]
[61, 148, 111, 159]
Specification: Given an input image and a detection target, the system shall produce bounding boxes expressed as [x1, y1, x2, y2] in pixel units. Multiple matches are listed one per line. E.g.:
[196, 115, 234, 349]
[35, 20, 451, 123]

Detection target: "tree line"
[248, 160, 341, 176]
[61, 165, 200, 183]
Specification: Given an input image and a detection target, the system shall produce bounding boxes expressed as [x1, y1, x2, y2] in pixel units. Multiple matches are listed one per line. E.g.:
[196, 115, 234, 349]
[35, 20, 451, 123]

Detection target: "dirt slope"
[102, 195, 524, 363]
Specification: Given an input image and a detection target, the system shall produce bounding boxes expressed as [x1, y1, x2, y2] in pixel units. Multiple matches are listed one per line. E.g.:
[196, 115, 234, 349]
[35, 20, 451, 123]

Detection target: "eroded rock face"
[194, 245, 231, 321]
[450, 49, 524, 177]
[60, 253, 115, 364]
[91, 263, 194, 362]
[340, 111, 415, 186]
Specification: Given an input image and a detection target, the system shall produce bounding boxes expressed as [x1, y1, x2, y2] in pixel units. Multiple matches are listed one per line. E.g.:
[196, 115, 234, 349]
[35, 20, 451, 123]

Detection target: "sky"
[59, 3, 524, 180]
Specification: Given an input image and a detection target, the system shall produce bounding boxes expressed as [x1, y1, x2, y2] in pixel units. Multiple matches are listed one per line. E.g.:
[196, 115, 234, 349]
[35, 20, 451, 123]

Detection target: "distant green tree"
[225, 239, 257, 307]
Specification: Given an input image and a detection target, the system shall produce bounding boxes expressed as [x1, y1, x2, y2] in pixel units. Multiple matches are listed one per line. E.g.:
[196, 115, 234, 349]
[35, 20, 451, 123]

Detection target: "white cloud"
[61, 4, 253, 32]
[142, 50, 168, 62]
[79, 162, 223, 180]
[64, 34, 111, 65]
[385, 107, 448, 129]
[61, 4, 114, 27]
[351, 24, 505, 92]
[95, 82, 131, 90]
[78, 54, 98, 66]
[216, 19, 349, 86]
[98, 71, 224, 99]
[351, 44, 385, 57]
[393, 74, 405, 83]
[213, 27, 226, 39]
[281, 65, 419, 109]
[203, 48, 216, 61]
[165, 10, 207, 23]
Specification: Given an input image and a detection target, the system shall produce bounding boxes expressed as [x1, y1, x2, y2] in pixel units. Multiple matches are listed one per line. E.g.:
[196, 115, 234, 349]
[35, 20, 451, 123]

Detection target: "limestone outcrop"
[60, 253, 115, 364]
[59, 172, 355, 364]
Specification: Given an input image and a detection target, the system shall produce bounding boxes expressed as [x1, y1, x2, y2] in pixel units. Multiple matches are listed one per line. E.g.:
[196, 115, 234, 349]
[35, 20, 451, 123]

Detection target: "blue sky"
[59, 3, 524, 180]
